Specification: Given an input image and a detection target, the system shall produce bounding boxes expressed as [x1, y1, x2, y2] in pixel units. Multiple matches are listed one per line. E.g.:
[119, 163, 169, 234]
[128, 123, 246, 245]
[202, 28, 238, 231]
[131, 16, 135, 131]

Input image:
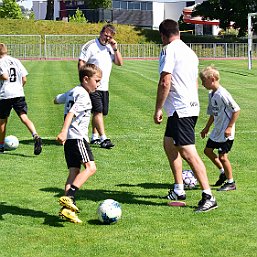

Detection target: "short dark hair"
[159, 19, 179, 38]
[100, 24, 116, 35]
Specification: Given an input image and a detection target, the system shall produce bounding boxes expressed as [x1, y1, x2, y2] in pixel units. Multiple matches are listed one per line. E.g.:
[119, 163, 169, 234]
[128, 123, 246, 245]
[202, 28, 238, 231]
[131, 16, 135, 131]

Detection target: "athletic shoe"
[59, 196, 79, 213]
[166, 189, 186, 201]
[100, 139, 114, 149]
[90, 138, 100, 145]
[0, 147, 4, 154]
[217, 182, 236, 191]
[195, 192, 218, 213]
[59, 207, 82, 224]
[34, 136, 42, 155]
[214, 173, 226, 186]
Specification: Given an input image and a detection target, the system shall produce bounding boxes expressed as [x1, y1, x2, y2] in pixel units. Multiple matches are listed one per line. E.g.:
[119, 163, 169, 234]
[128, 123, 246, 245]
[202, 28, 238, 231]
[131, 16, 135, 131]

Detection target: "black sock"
[67, 185, 79, 199]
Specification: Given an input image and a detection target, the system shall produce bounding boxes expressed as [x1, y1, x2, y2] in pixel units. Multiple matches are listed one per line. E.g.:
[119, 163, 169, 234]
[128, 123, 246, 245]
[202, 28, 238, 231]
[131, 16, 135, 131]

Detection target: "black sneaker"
[195, 192, 218, 213]
[90, 138, 100, 145]
[214, 173, 227, 186]
[217, 182, 236, 191]
[0, 147, 4, 154]
[100, 139, 114, 149]
[34, 136, 42, 155]
[166, 189, 186, 201]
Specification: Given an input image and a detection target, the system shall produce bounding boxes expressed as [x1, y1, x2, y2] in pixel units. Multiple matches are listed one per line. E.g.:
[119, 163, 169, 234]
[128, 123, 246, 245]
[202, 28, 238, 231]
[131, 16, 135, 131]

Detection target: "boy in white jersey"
[200, 66, 240, 191]
[0, 43, 42, 155]
[154, 19, 217, 212]
[78, 24, 123, 149]
[54, 63, 102, 223]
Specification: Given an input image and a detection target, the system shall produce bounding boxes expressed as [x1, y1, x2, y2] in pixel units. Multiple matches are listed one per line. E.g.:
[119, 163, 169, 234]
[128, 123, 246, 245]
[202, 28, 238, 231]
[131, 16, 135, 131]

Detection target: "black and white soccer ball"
[4, 135, 19, 151]
[182, 169, 197, 189]
[97, 199, 122, 225]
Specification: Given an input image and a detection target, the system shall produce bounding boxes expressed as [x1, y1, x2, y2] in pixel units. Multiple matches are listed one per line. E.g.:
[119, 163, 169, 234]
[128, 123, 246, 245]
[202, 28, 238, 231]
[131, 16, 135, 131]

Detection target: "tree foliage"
[69, 8, 88, 23]
[87, 0, 112, 9]
[0, 0, 23, 19]
[193, 0, 257, 37]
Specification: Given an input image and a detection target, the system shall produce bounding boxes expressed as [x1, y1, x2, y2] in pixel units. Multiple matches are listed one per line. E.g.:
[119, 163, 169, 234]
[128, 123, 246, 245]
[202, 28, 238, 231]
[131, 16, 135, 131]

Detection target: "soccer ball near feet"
[182, 169, 197, 189]
[97, 199, 122, 224]
[4, 135, 19, 151]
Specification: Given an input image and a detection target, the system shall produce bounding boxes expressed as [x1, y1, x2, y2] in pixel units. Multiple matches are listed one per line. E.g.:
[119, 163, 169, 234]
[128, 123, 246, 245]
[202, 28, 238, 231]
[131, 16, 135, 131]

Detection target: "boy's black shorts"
[206, 138, 234, 154]
[0, 97, 28, 119]
[165, 112, 198, 146]
[90, 90, 109, 116]
[64, 139, 94, 169]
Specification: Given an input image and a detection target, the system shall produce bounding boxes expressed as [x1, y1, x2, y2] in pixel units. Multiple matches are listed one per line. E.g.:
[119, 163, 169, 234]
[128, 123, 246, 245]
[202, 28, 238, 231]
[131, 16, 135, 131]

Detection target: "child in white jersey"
[0, 43, 42, 155]
[54, 63, 102, 223]
[200, 66, 240, 191]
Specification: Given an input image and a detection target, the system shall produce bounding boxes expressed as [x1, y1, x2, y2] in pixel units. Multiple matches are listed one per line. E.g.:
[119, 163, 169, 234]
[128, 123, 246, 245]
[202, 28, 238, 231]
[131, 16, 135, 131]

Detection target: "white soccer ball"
[182, 169, 197, 189]
[4, 135, 19, 151]
[97, 199, 122, 224]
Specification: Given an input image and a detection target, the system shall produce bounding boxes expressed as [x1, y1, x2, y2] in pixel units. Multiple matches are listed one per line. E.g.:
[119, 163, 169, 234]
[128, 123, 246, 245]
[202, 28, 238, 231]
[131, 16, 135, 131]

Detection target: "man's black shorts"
[165, 112, 198, 146]
[206, 138, 234, 154]
[90, 90, 109, 116]
[0, 97, 28, 119]
[64, 139, 94, 169]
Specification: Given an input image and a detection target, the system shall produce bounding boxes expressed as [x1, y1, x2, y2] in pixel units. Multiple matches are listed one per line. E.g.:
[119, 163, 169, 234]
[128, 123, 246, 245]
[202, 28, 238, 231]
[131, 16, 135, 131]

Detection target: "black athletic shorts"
[64, 139, 94, 169]
[206, 138, 234, 154]
[0, 97, 28, 119]
[165, 112, 198, 146]
[90, 90, 109, 116]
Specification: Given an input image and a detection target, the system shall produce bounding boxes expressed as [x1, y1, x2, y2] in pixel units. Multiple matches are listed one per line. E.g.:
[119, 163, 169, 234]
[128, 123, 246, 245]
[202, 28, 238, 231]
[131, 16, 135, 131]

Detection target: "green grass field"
[1, 59, 257, 257]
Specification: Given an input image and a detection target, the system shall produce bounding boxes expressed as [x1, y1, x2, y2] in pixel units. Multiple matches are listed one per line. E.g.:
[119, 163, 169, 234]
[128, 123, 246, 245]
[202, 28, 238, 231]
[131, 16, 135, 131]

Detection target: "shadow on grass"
[0, 202, 65, 227]
[19, 139, 60, 146]
[40, 187, 168, 206]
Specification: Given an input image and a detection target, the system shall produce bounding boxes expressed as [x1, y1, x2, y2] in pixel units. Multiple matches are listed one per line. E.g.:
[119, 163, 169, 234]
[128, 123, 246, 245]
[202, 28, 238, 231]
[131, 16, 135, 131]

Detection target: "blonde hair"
[0, 43, 8, 56]
[79, 63, 102, 83]
[199, 65, 220, 81]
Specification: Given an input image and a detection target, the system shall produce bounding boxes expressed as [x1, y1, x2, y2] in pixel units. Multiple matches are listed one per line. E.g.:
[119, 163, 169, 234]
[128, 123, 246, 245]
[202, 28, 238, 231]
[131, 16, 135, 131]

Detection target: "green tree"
[0, 0, 23, 19]
[193, 0, 257, 36]
[69, 8, 88, 23]
[87, 0, 112, 9]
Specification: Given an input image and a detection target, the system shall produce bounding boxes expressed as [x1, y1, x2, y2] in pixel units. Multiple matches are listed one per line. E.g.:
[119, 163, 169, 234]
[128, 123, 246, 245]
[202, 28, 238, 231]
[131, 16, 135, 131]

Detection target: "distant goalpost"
[248, 13, 257, 70]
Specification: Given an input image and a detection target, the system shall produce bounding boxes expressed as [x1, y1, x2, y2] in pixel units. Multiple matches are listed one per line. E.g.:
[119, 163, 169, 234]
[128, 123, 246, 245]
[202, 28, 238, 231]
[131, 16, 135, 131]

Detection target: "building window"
[113, 0, 121, 9]
[113, 0, 152, 11]
[120, 1, 127, 9]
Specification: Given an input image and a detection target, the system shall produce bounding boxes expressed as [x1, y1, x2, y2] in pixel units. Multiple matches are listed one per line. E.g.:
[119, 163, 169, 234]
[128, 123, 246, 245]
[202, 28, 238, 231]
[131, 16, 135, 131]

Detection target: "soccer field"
[1, 59, 257, 257]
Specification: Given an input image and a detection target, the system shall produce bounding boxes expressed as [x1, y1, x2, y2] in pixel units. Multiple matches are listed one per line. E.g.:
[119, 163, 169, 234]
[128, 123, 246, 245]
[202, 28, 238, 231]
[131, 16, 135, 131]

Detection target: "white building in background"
[33, 0, 195, 26]
[32, 0, 220, 34]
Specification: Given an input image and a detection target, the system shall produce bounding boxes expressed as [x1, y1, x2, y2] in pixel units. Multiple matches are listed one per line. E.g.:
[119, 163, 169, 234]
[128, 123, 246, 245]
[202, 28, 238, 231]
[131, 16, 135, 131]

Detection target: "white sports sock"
[91, 133, 99, 140]
[100, 135, 107, 142]
[202, 189, 212, 196]
[174, 184, 185, 196]
[220, 168, 225, 174]
[227, 178, 234, 183]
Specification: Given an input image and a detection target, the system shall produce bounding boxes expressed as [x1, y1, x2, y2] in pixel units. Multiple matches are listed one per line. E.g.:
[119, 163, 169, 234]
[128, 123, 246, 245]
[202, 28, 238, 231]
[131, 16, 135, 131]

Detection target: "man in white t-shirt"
[154, 19, 217, 212]
[0, 43, 42, 155]
[78, 24, 123, 149]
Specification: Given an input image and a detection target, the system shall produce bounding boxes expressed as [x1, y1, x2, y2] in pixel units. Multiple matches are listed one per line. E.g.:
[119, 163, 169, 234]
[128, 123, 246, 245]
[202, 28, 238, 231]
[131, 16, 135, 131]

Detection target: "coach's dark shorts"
[90, 90, 109, 116]
[165, 112, 198, 146]
[64, 139, 94, 169]
[0, 97, 28, 119]
[206, 138, 234, 154]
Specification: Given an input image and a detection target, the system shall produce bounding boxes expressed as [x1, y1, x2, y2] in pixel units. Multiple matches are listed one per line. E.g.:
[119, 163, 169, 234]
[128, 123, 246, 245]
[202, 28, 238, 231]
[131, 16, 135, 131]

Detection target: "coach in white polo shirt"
[78, 24, 123, 149]
[154, 19, 218, 212]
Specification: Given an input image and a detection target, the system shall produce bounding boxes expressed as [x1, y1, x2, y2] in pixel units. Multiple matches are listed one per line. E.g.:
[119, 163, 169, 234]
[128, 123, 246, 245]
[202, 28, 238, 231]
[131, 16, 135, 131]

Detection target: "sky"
[19, 0, 33, 9]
